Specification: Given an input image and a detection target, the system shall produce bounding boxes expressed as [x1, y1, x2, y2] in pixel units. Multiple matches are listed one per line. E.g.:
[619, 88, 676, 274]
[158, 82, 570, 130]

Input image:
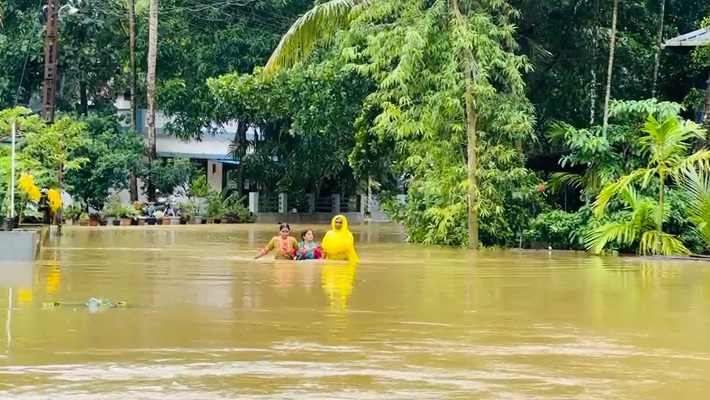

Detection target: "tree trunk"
[79, 80, 88, 115]
[466, 103, 479, 250]
[651, 0, 666, 98]
[590, 0, 600, 125]
[602, 0, 619, 134]
[235, 118, 248, 196]
[703, 72, 710, 129]
[657, 170, 664, 254]
[146, 0, 159, 201]
[452, 0, 479, 250]
[129, 0, 139, 202]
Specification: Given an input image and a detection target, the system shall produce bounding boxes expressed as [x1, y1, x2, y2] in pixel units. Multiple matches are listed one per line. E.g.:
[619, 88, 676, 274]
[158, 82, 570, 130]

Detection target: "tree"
[64, 115, 144, 210]
[128, 0, 139, 202]
[143, 157, 198, 197]
[692, 16, 710, 130]
[602, 0, 619, 134]
[593, 114, 710, 254]
[263, 0, 534, 249]
[651, 0, 666, 98]
[145, 0, 158, 200]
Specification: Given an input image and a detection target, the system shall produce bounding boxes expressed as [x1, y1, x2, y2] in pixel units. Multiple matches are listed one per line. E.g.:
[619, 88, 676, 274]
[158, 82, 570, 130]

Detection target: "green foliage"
[585, 187, 689, 256]
[222, 193, 256, 223]
[143, 158, 199, 196]
[64, 115, 144, 210]
[679, 168, 710, 250]
[525, 210, 586, 250]
[189, 175, 210, 198]
[205, 190, 225, 219]
[210, 61, 370, 194]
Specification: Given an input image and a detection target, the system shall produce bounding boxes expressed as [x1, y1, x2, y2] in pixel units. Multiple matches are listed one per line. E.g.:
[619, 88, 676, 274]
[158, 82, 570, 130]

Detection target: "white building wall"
[207, 160, 223, 192]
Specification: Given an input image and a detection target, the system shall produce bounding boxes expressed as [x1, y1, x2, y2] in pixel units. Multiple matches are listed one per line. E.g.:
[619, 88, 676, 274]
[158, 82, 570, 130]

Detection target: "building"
[113, 92, 256, 201]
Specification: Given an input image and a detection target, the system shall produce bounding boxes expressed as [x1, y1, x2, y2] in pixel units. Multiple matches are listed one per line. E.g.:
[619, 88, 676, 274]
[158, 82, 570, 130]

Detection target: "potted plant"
[223, 193, 257, 224]
[205, 190, 224, 224]
[78, 212, 90, 226]
[154, 210, 165, 225]
[119, 204, 137, 226]
[188, 175, 209, 224]
[180, 201, 195, 224]
[89, 212, 102, 227]
[103, 194, 122, 226]
[64, 204, 83, 226]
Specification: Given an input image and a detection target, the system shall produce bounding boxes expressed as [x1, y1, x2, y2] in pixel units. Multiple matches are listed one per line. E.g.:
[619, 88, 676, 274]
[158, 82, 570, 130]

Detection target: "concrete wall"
[207, 160, 224, 192]
[0, 230, 40, 262]
[255, 212, 364, 225]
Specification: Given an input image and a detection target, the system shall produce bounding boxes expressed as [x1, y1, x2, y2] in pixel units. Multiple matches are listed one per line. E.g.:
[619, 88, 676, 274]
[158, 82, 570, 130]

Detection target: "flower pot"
[169, 217, 181, 225]
[131, 218, 139, 226]
[79, 220, 90, 227]
[193, 217, 204, 225]
[162, 218, 170, 225]
[137, 218, 145, 226]
[146, 217, 157, 226]
[120, 218, 132, 227]
[89, 220, 99, 227]
[99, 220, 108, 226]
[65, 219, 74, 226]
[214, 218, 221, 224]
[112, 220, 120, 226]
[105, 217, 116, 226]
[180, 217, 188, 225]
[2, 218, 14, 232]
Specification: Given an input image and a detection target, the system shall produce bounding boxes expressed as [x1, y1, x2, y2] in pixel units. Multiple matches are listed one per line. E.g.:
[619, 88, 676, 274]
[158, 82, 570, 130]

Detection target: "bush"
[222, 193, 256, 223]
[525, 210, 586, 250]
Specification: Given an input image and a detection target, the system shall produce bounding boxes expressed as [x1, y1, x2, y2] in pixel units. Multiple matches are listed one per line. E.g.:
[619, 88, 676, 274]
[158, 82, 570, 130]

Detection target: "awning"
[212, 159, 239, 165]
[663, 28, 710, 48]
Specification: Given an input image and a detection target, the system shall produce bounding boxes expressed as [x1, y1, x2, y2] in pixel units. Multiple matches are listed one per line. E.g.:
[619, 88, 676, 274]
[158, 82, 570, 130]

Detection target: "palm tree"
[146, 0, 158, 200]
[593, 114, 710, 254]
[679, 168, 710, 249]
[264, 0, 524, 250]
[585, 187, 688, 255]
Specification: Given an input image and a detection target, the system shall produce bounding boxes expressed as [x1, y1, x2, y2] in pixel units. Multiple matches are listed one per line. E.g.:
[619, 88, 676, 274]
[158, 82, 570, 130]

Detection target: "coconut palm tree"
[585, 186, 688, 255]
[593, 114, 710, 254]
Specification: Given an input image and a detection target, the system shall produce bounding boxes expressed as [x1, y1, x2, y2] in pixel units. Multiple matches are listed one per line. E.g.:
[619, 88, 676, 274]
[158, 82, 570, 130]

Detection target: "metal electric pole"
[42, 0, 61, 124]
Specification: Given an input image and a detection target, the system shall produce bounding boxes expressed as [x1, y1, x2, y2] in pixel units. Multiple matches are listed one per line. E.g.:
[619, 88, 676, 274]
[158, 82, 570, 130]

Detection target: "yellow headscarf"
[321, 215, 360, 262]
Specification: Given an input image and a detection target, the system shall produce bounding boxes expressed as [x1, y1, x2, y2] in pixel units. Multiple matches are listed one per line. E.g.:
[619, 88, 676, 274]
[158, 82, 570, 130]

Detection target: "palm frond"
[263, 0, 371, 74]
[638, 231, 690, 256]
[585, 221, 637, 255]
[679, 168, 710, 249]
[549, 172, 583, 192]
[592, 168, 648, 218]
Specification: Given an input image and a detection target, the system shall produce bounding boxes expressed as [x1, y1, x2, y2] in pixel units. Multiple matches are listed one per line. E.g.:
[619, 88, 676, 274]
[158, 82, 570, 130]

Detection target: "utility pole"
[42, 0, 61, 124]
[41, 0, 63, 232]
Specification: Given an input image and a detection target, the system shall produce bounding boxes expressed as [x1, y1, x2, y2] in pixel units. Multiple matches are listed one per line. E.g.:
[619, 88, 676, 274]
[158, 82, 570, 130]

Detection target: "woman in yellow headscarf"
[321, 215, 360, 262]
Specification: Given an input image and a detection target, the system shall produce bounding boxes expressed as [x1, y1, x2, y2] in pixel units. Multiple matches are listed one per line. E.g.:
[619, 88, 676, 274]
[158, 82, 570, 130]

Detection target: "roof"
[663, 28, 710, 48]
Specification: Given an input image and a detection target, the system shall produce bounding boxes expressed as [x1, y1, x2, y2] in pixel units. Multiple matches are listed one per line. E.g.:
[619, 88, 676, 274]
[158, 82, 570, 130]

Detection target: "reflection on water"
[0, 224, 709, 399]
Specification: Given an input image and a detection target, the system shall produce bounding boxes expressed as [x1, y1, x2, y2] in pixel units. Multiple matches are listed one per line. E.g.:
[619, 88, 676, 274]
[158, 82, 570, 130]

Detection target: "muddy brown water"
[1, 223, 710, 399]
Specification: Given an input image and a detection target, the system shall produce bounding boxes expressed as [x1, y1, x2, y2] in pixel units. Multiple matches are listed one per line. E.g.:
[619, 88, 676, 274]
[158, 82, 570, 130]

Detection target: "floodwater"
[1, 224, 710, 399]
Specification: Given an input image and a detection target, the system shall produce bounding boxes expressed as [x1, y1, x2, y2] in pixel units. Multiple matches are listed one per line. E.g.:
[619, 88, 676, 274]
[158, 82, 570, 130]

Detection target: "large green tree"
[264, 0, 535, 249]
